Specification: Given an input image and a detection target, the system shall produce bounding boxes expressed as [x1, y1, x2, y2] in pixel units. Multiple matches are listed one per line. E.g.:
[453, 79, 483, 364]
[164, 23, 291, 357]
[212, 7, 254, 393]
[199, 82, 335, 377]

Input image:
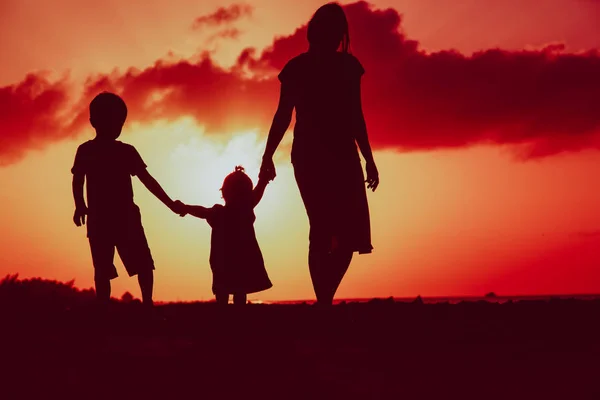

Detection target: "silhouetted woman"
[260, 2, 379, 306]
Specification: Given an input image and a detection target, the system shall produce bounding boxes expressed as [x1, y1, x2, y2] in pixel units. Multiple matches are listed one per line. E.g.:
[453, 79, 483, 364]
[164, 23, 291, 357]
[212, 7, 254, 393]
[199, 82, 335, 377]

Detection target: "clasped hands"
[171, 200, 188, 217]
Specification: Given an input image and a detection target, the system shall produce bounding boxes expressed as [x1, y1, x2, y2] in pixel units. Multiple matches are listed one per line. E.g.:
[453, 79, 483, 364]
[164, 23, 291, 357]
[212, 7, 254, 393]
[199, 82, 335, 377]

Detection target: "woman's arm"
[351, 79, 379, 191]
[351, 80, 375, 165]
[260, 83, 294, 180]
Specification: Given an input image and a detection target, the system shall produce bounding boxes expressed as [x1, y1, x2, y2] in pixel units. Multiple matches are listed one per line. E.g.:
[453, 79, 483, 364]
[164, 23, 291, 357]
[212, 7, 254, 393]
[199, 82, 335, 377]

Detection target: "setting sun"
[170, 126, 267, 205]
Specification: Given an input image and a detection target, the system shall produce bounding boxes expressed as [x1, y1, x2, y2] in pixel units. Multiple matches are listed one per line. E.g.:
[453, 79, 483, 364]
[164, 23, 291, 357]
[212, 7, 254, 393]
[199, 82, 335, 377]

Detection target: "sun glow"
[126, 117, 295, 217]
[113, 117, 308, 301]
[170, 129, 266, 206]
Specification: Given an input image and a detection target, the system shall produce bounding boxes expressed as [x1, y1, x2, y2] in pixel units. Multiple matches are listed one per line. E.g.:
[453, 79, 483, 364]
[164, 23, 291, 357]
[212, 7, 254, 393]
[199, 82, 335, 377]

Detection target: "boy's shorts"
[88, 212, 155, 281]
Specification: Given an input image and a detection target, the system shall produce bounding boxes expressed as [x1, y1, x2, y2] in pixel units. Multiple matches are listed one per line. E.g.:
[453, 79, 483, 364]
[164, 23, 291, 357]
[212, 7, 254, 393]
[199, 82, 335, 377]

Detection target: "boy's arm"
[136, 169, 177, 213]
[72, 173, 87, 226]
[71, 145, 88, 226]
[253, 178, 269, 208]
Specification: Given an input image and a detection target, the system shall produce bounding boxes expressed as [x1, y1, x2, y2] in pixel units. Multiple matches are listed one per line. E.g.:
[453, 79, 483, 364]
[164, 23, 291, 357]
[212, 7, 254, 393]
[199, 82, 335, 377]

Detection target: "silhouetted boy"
[71, 92, 181, 306]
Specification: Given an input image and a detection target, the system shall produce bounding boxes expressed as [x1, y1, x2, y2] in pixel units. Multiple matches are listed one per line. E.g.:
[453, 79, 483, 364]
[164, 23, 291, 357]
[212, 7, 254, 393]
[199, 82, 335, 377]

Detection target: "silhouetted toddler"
[176, 166, 272, 305]
[71, 92, 182, 307]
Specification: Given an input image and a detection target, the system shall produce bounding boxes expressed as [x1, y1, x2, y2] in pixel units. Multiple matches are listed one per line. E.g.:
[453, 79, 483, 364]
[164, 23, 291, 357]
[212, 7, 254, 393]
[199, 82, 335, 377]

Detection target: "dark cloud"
[210, 28, 242, 41]
[0, 74, 71, 165]
[253, 2, 600, 156]
[1, 1, 599, 166]
[67, 55, 279, 135]
[192, 4, 253, 29]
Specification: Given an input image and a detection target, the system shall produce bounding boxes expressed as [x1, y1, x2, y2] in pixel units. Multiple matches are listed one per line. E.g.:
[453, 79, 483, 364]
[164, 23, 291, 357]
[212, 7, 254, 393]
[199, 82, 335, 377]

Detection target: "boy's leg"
[89, 237, 118, 304]
[116, 217, 155, 306]
[233, 293, 247, 305]
[137, 270, 154, 306]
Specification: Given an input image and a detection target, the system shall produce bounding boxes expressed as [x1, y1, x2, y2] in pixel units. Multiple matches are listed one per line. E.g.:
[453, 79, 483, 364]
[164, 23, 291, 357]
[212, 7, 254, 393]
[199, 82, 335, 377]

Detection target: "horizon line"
[156, 292, 600, 305]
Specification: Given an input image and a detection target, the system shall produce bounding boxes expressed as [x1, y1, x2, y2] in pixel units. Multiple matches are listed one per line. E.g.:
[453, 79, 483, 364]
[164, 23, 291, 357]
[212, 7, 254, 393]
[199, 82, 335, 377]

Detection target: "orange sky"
[1, 0, 599, 302]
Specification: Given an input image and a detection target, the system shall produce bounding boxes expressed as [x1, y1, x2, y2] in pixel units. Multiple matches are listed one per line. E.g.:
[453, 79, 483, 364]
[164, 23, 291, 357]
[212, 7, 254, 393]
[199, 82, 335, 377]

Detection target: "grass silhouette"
[1, 276, 599, 399]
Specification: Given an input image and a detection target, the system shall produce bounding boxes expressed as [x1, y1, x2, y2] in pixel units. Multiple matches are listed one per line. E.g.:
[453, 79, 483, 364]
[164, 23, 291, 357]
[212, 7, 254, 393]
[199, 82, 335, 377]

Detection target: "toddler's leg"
[137, 270, 154, 307]
[233, 293, 247, 305]
[216, 293, 229, 305]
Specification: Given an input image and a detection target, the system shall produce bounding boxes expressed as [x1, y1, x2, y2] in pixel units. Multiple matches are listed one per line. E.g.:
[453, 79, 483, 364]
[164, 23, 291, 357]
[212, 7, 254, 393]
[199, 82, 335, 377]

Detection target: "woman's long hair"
[307, 3, 350, 53]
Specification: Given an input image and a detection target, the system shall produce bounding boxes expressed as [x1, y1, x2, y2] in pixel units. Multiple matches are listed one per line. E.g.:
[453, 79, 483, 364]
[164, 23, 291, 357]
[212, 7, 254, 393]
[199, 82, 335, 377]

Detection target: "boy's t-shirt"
[72, 139, 147, 235]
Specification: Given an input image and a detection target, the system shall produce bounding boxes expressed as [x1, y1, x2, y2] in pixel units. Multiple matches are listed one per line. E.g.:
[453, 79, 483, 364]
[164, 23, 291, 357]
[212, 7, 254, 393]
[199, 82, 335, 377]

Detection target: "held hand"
[365, 161, 379, 192]
[173, 200, 188, 217]
[259, 157, 276, 182]
[257, 176, 271, 186]
[73, 206, 88, 227]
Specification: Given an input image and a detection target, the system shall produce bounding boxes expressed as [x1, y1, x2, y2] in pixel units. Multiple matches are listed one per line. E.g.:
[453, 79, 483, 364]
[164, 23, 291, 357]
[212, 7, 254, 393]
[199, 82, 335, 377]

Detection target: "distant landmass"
[2, 274, 600, 306]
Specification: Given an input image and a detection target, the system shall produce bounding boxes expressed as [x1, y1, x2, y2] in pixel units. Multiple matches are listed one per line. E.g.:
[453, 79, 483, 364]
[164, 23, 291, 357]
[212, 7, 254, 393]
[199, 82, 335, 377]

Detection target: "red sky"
[1, 0, 599, 301]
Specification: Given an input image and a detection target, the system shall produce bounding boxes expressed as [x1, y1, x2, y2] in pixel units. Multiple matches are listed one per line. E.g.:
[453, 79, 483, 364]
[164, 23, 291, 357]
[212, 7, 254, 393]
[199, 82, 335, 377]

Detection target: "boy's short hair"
[89, 92, 128, 125]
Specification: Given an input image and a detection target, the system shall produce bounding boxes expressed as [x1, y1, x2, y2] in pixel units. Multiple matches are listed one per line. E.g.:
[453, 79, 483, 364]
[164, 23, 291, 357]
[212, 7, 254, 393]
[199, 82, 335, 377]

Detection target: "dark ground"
[1, 294, 600, 400]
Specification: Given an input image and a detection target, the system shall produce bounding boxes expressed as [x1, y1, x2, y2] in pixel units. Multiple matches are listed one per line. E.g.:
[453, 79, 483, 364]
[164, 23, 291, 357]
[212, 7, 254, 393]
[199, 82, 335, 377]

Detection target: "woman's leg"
[233, 293, 247, 305]
[215, 293, 229, 305]
[313, 247, 353, 306]
[328, 249, 353, 301]
[310, 226, 355, 304]
[309, 247, 330, 304]
[294, 161, 339, 306]
[94, 278, 111, 304]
